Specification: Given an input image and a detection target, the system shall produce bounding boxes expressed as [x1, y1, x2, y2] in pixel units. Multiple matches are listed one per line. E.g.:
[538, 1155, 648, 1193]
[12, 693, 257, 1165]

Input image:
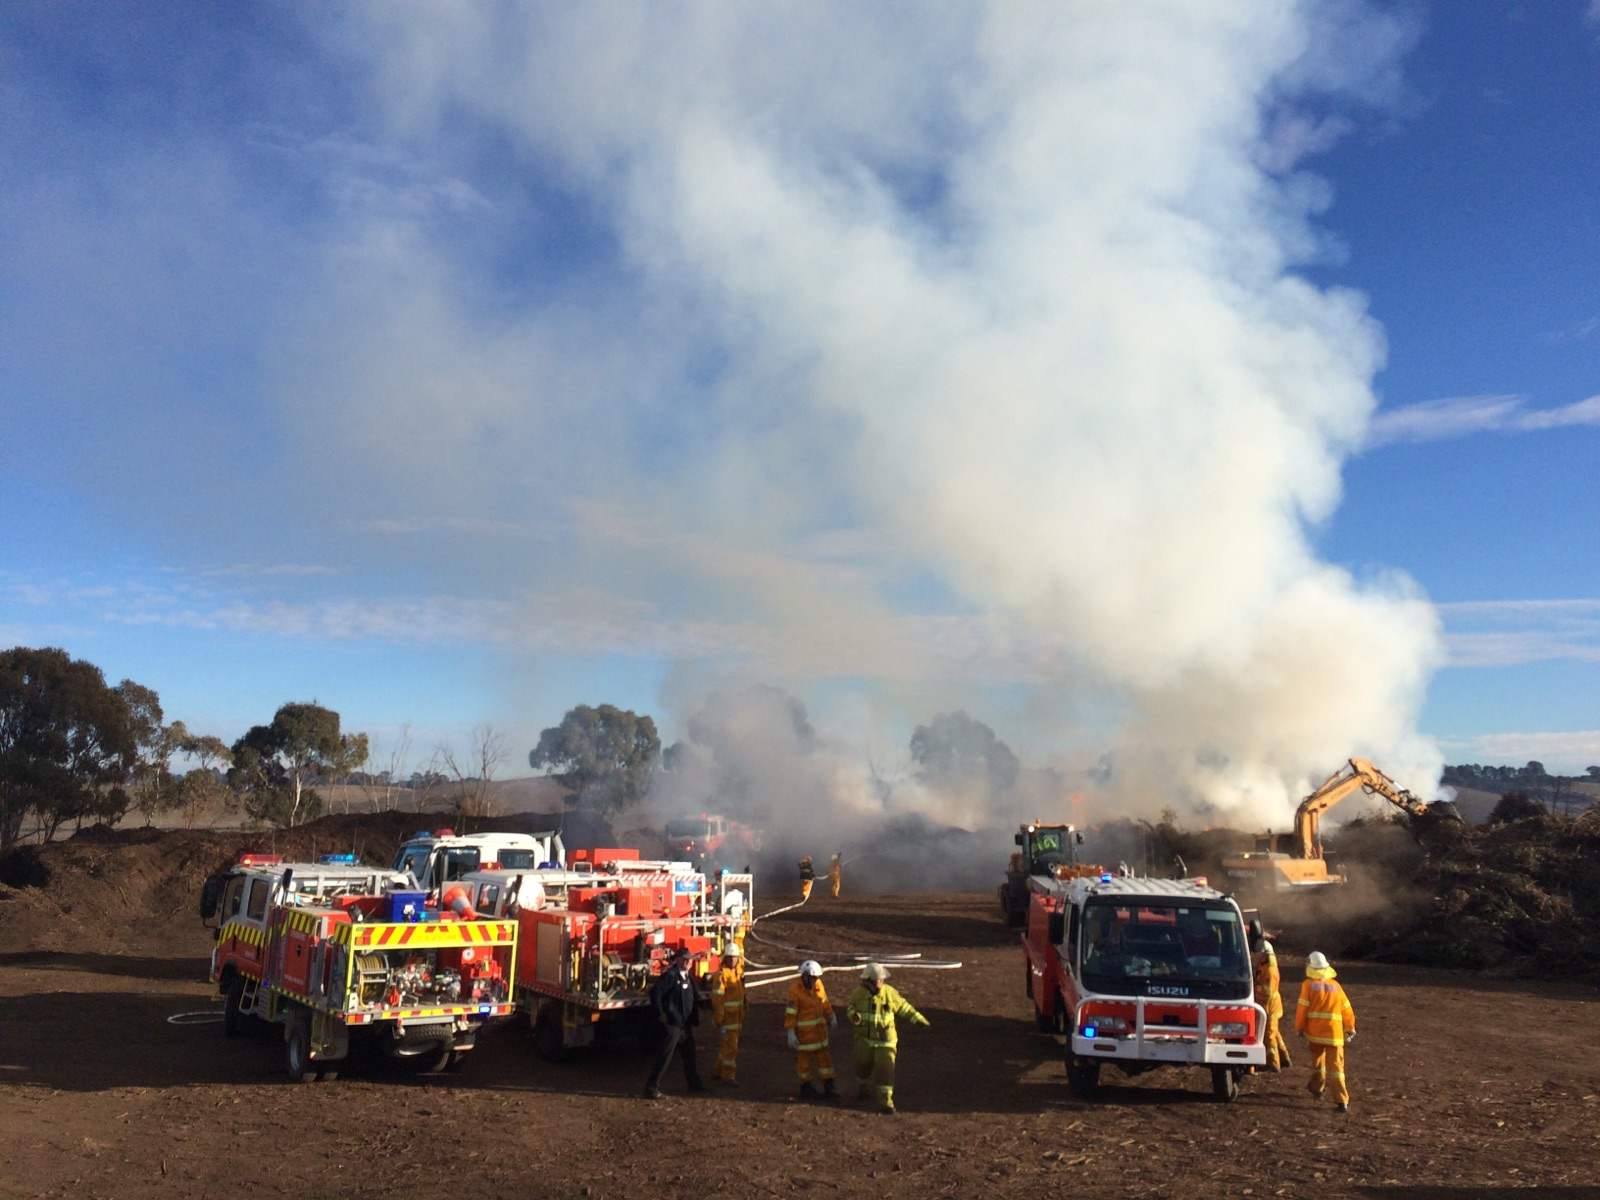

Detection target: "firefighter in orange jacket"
[710, 941, 745, 1085]
[1295, 950, 1357, 1112]
[784, 960, 839, 1101]
[1250, 921, 1291, 1072]
[799, 856, 816, 902]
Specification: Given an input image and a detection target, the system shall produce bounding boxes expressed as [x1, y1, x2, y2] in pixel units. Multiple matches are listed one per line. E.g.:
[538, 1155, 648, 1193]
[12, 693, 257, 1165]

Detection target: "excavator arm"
[1293, 758, 1433, 859]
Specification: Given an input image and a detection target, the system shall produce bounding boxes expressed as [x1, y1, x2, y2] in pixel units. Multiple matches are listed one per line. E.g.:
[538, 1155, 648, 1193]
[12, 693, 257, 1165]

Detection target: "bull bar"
[1070, 995, 1268, 1067]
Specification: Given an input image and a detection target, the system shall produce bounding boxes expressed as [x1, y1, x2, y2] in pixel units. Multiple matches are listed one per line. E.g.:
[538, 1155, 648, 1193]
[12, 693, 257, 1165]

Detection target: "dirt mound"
[1333, 809, 1600, 977]
[0, 809, 618, 956]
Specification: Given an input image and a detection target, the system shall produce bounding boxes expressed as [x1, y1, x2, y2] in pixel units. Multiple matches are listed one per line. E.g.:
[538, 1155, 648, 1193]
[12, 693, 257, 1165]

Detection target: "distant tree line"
[0, 645, 373, 849]
[1445, 761, 1599, 818]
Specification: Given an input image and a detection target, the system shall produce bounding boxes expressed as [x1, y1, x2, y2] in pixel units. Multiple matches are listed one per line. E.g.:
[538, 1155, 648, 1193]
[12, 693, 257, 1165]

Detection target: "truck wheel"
[1066, 1059, 1100, 1099]
[285, 1015, 317, 1084]
[223, 977, 247, 1038]
[417, 1042, 452, 1073]
[1211, 1066, 1241, 1103]
[534, 1008, 567, 1063]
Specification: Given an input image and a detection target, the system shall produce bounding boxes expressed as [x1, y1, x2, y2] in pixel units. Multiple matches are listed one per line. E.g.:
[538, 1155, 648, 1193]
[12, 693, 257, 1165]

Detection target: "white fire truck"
[201, 853, 518, 1081]
[1023, 873, 1267, 1101]
[458, 847, 752, 1059]
[392, 828, 565, 892]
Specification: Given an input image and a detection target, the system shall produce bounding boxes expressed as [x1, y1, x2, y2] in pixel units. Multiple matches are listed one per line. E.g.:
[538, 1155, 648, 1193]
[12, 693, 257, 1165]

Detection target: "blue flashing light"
[1099, 873, 1113, 883]
[479, 1004, 492, 1014]
[413, 829, 432, 840]
[320, 853, 359, 864]
[1082, 1025, 1098, 1038]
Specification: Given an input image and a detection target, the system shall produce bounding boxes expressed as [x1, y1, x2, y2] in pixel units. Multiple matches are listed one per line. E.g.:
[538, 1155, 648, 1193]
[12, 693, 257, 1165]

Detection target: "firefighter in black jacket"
[643, 947, 708, 1099]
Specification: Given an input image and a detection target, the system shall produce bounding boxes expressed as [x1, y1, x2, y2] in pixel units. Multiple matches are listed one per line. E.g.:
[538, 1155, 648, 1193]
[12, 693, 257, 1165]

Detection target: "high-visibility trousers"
[829, 872, 841, 898]
[796, 1046, 834, 1084]
[800, 879, 814, 902]
[1307, 1044, 1349, 1106]
[1264, 1020, 1291, 1070]
[853, 1040, 897, 1108]
[715, 1026, 740, 1081]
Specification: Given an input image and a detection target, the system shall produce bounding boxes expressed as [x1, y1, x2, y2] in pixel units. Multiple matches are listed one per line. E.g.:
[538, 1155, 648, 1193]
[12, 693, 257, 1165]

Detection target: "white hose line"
[745, 926, 961, 969]
[752, 891, 812, 924]
[743, 960, 962, 990]
[166, 1011, 225, 1025]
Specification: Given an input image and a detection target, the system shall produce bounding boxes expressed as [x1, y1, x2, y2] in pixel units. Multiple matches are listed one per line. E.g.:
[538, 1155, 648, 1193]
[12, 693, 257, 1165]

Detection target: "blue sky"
[2, 2, 1597, 790]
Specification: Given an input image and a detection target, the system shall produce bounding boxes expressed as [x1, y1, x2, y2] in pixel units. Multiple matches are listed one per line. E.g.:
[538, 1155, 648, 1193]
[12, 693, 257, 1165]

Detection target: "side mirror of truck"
[1048, 912, 1065, 944]
[1075, 832, 1084, 845]
[1013, 833, 1024, 846]
[199, 874, 224, 922]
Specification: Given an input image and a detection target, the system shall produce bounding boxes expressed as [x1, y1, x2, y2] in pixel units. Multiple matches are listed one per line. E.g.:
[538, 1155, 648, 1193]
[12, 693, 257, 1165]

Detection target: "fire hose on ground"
[739, 926, 962, 988]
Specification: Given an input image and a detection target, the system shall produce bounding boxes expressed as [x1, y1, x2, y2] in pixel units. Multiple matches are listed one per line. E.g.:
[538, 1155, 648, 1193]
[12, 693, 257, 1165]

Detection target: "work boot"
[879, 1103, 896, 1116]
[1281, 1054, 1293, 1070]
[1337, 1102, 1350, 1114]
[642, 1088, 663, 1100]
[822, 1079, 841, 1104]
[798, 1082, 819, 1102]
[688, 1081, 709, 1094]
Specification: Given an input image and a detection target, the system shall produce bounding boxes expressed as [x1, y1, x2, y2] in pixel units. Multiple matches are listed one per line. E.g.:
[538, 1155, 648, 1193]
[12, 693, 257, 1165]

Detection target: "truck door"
[233, 876, 270, 971]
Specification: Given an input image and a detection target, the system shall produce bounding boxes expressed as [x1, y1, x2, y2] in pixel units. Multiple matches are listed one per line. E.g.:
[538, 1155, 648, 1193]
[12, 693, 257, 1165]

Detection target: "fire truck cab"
[662, 813, 760, 872]
[1023, 873, 1266, 1102]
[392, 829, 565, 893]
[202, 853, 518, 1081]
[461, 850, 753, 1061]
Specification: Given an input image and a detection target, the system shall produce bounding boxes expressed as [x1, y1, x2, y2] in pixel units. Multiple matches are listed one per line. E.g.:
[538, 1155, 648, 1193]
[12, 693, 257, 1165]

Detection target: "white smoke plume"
[314, 2, 1442, 829]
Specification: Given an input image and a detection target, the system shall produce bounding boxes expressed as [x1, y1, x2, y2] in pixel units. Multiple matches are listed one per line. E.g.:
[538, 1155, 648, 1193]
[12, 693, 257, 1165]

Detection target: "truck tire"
[534, 1007, 567, 1063]
[1211, 1066, 1241, 1103]
[1066, 1058, 1100, 1099]
[285, 1014, 317, 1084]
[223, 977, 248, 1038]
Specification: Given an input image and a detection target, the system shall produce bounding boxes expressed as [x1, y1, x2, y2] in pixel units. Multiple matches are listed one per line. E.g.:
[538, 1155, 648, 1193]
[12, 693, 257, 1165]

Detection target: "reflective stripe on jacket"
[1294, 967, 1355, 1047]
[846, 983, 924, 1049]
[711, 965, 746, 1029]
[784, 979, 831, 1051]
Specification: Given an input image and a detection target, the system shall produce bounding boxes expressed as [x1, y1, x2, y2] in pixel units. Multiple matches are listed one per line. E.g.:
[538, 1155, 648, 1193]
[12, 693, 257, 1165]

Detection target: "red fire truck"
[1023, 873, 1267, 1101]
[201, 853, 518, 1081]
[662, 813, 761, 872]
[460, 848, 753, 1059]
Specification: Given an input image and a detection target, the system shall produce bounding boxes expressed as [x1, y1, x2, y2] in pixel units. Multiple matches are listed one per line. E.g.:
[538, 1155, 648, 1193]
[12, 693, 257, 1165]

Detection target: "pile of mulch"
[1336, 808, 1600, 977]
[0, 808, 617, 955]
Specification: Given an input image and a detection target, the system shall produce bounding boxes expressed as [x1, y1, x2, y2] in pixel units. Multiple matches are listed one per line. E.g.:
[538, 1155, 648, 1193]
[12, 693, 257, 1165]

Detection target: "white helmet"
[799, 959, 822, 977]
[724, 942, 742, 959]
[1307, 951, 1330, 970]
[861, 962, 888, 983]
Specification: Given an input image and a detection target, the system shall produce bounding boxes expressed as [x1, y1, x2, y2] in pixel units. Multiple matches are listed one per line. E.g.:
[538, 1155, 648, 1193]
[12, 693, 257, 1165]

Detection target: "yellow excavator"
[1221, 757, 1461, 894]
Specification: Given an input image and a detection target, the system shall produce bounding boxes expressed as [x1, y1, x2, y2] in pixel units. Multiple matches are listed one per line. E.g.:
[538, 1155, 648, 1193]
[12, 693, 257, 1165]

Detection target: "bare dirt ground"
[2, 891, 1599, 1200]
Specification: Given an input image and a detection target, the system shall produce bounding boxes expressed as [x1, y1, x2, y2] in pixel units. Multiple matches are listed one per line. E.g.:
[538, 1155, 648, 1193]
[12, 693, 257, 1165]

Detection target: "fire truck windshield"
[1079, 898, 1250, 1000]
[665, 819, 713, 841]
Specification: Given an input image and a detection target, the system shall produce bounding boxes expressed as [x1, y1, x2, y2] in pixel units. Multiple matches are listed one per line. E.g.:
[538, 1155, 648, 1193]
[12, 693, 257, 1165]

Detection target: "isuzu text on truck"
[1023, 873, 1267, 1101]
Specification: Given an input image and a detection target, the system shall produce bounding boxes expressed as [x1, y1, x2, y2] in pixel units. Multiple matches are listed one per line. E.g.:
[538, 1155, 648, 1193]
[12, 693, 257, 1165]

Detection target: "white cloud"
[347, 517, 530, 538]
[1366, 394, 1600, 447]
[1446, 729, 1600, 773]
[197, 563, 340, 578]
[1437, 597, 1600, 667]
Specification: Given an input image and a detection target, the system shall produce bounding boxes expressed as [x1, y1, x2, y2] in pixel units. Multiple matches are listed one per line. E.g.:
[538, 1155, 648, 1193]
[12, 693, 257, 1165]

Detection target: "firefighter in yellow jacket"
[784, 960, 839, 1101]
[846, 962, 930, 1115]
[828, 853, 842, 898]
[710, 941, 746, 1085]
[1295, 950, 1357, 1112]
[1250, 921, 1291, 1072]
